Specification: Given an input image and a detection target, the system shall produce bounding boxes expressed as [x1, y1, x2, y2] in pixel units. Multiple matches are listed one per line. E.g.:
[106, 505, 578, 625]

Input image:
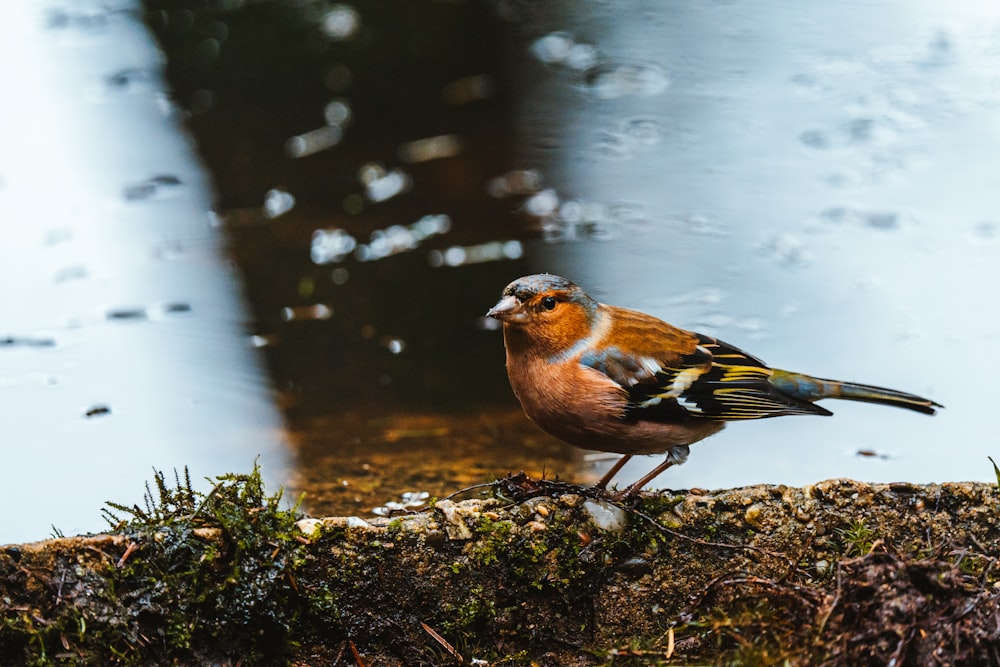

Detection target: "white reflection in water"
[513, 0, 1000, 487]
[0, 2, 290, 543]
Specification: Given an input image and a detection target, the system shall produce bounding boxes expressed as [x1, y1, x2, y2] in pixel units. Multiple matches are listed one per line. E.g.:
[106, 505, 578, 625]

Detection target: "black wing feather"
[623, 334, 831, 422]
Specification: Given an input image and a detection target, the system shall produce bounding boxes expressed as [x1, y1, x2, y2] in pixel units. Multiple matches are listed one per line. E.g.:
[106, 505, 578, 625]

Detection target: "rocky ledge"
[1, 471, 998, 665]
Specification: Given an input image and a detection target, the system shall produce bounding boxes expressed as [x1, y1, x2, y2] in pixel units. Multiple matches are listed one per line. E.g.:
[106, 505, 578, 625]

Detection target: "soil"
[1, 472, 998, 665]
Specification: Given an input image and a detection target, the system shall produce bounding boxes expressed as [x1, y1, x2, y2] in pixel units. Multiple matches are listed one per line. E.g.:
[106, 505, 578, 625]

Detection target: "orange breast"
[505, 347, 724, 455]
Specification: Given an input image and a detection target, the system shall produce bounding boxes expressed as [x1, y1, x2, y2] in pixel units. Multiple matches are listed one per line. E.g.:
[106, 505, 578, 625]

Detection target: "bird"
[486, 274, 941, 498]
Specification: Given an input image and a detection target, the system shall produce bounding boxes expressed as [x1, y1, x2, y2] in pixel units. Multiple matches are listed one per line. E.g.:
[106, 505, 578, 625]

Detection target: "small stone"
[435, 500, 473, 540]
[619, 556, 651, 575]
[583, 499, 626, 532]
[559, 494, 582, 507]
[295, 518, 323, 538]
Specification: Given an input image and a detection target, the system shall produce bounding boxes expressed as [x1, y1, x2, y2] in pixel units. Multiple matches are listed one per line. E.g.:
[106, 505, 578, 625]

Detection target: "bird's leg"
[594, 454, 632, 490]
[613, 457, 677, 500]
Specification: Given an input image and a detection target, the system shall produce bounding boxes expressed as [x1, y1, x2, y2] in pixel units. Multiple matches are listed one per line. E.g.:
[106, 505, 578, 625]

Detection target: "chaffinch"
[487, 274, 941, 497]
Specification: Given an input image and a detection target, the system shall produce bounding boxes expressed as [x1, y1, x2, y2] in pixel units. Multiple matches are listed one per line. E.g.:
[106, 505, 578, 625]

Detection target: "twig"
[420, 621, 464, 664]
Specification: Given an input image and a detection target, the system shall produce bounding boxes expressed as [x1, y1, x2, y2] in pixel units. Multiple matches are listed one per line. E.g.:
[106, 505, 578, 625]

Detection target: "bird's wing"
[580, 332, 830, 421]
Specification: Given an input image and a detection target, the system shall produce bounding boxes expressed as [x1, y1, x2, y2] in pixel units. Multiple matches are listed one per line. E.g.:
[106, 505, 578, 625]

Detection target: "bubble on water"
[666, 287, 724, 307]
[819, 206, 851, 225]
[624, 117, 664, 146]
[263, 188, 296, 218]
[675, 213, 726, 236]
[531, 31, 603, 88]
[285, 126, 342, 158]
[383, 337, 405, 354]
[865, 211, 899, 230]
[973, 221, 998, 240]
[147, 302, 193, 321]
[321, 4, 360, 40]
[323, 98, 352, 126]
[344, 215, 452, 263]
[123, 174, 183, 201]
[531, 32, 575, 65]
[736, 317, 764, 334]
[249, 334, 279, 348]
[583, 63, 669, 99]
[280, 304, 333, 322]
[104, 68, 154, 95]
[799, 129, 829, 150]
[364, 168, 412, 203]
[532, 197, 647, 244]
[757, 233, 811, 268]
[919, 29, 956, 69]
[523, 189, 560, 216]
[595, 117, 664, 159]
[0, 336, 57, 349]
[817, 205, 906, 232]
[487, 169, 541, 198]
[566, 43, 599, 71]
[398, 134, 463, 163]
[53, 265, 88, 283]
[311, 228, 357, 265]
[696, 312, 734, 329]
[428, 240, 522, 267]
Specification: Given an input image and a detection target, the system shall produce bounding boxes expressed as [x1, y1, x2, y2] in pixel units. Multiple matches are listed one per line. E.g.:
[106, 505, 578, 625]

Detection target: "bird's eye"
[541, 296, 557, 310]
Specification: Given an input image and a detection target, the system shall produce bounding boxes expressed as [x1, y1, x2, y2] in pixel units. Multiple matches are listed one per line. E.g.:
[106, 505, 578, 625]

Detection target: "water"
[2, 0, 998, 542]
[509, 0, 1000, 488]
[0, 1, 290, 543]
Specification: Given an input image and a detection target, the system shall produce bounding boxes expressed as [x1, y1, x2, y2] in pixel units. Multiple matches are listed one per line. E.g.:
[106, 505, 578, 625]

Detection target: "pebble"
[583, 499, 626, 532]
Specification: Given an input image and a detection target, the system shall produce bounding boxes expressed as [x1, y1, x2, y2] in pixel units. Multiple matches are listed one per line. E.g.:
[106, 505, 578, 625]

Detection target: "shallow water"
[2, 0, 998, 540]
[207, 0, 998, 502]
[0, 1, 290, 542]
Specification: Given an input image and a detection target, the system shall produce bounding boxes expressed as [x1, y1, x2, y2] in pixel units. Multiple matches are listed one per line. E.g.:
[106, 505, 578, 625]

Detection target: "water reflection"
[0, 1, 290, 543]
[129, 0, 1000, 526]
[511, 0, 998, 487]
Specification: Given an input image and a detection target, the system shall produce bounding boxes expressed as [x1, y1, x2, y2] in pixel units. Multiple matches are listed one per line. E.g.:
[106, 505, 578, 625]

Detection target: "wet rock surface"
[1, 476, 998, 665]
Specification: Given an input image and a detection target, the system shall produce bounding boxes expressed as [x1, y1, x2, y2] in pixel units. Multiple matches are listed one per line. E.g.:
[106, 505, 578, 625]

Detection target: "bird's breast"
[507, 347, 618, 417]
[505, 352, 723, 455]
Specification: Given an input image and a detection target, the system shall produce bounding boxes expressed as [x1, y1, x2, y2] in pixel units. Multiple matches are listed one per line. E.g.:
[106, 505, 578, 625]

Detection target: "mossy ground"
[2, 470, 999, 665]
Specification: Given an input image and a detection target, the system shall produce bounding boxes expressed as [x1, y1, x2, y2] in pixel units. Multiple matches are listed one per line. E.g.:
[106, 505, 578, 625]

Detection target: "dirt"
[1, 472, 999, 665]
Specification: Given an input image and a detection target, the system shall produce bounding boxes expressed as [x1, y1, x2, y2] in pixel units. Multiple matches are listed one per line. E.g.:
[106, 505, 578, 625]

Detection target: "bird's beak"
[486, 294, 527, 323]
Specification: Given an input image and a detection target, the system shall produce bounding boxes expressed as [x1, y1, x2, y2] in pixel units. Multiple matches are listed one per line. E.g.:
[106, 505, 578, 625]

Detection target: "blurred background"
[2, 0, 998, 543]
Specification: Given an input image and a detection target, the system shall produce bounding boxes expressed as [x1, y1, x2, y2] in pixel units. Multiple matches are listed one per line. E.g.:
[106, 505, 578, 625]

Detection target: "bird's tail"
[770, 369, 942, 415]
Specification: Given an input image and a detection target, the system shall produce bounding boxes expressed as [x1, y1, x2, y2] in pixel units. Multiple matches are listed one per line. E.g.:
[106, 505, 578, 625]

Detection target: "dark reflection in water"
[142, 0, 573, 515]
[142, 0, 996, 509]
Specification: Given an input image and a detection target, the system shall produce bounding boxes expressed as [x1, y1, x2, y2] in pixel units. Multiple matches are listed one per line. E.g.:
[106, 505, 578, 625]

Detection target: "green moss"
[440, 584, 496, 634]
[836, 518, 876, 557]
[0, 463, 316, 665]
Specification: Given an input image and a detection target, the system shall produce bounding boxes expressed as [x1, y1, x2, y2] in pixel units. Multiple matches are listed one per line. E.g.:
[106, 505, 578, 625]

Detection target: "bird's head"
[487, 274, 600, 354]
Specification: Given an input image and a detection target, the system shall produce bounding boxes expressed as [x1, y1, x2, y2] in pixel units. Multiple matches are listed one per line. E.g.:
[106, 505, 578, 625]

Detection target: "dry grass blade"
[420, 621, 464, 663]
